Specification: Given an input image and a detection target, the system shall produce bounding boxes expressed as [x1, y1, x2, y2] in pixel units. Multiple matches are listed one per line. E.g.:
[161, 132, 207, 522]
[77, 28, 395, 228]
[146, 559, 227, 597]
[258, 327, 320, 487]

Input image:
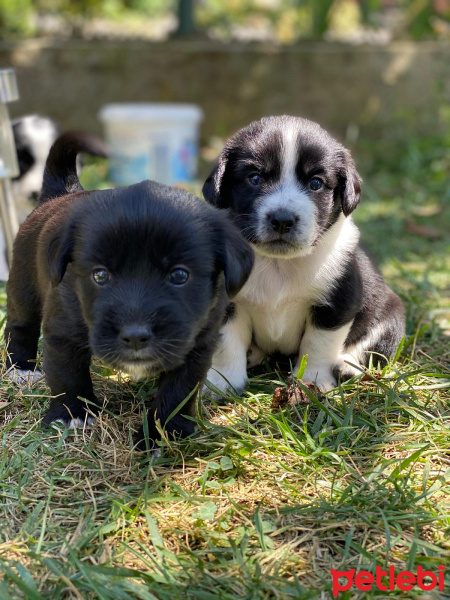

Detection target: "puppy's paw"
[43, 402, 99, 430]
[5, 368, 44, 385]
[51, 416, 97, 429]
[301, 364, 337, 393]
[247, 343, 265, 369]
[203, 366, 247, 398]
[332, 354, 362, 383]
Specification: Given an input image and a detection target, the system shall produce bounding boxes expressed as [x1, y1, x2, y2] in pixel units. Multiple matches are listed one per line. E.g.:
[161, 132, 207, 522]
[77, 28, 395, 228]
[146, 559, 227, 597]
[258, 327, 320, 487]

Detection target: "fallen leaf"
[405, 221, 443, 240]
[271, 381, 319, 410]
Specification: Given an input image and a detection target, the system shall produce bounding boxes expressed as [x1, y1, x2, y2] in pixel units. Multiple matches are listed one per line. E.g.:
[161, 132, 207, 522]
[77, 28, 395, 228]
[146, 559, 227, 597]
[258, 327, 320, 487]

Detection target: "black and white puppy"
[11, 115, 107, 223]
[5, 132, 253, 447]
[202, 116, 405, 394]
[12, 115, 62, 221]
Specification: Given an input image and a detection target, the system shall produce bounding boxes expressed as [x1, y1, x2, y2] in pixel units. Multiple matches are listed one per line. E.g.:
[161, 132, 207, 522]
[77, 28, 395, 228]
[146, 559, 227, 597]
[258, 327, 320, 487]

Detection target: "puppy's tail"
[40, 131, 108, 203]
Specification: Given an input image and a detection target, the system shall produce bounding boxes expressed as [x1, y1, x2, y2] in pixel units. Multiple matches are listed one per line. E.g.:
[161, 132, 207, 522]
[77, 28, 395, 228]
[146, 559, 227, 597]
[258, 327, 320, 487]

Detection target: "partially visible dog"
[5, 132, 254, 447]
[202, 115, 405, 395]
[11, 115, 107, 223]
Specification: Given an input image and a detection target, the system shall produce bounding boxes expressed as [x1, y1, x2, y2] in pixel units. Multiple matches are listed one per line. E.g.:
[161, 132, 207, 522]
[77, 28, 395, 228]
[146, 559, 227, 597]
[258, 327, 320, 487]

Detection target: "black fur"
[222, 302, 236, 325]
[5, 133, 254, 448]
[311, 255, 363, 331]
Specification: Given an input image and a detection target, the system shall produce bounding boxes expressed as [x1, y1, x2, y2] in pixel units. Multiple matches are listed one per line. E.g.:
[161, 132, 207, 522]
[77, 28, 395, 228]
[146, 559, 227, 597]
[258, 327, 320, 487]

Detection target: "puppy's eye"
[309, 177, 323, 191]
[168, 267, 189, 286]
[248, 173, 262, 186]
[92, 268, 111, 286]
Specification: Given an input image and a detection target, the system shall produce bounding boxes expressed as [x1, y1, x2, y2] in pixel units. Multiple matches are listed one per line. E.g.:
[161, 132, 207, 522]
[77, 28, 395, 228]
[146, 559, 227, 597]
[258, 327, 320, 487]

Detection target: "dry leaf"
[271, 381, 319, 410]
[405, 220, 443, 240]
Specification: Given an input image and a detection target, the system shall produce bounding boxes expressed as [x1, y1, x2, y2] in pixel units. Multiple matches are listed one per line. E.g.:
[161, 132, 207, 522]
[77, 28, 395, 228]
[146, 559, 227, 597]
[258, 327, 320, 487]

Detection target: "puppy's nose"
[269, 211, 296, 235]
[120, 324, 152, 350]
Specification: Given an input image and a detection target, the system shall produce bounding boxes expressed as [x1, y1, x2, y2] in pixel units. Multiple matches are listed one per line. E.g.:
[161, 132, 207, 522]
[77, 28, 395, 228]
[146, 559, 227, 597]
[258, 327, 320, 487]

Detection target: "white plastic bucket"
[99, 103, 203, 186]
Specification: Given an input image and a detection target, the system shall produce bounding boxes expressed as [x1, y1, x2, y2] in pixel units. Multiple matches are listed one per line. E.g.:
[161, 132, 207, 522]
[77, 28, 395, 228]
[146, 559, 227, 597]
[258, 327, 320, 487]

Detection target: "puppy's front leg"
[296, 320, 354, 392]
[204, 306, 252, 397]
[42, 327, 98, 428]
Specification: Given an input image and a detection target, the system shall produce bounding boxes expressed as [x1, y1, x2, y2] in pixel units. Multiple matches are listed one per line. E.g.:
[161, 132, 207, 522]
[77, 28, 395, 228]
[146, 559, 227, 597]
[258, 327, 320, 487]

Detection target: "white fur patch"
[255, 126, 317, 257]
[247, 343, 266, 368]
[53, 416, 96, 429]
[11, 116, 60, 223]
[120, 362, 157, 381]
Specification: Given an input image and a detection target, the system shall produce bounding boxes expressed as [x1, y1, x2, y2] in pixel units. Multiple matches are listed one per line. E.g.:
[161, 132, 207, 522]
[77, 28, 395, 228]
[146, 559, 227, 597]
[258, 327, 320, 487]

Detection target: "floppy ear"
[202, 163, 220, 205]
[46, 222, 76, 287]
[338, 150, 362, 217]
[202, 154, 230, 208]
[217, 217, 254, 299]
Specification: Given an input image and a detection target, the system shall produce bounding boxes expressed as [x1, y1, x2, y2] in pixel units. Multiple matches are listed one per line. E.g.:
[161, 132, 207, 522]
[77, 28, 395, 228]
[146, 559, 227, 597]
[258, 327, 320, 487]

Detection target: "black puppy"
[5, 132, 253, 447]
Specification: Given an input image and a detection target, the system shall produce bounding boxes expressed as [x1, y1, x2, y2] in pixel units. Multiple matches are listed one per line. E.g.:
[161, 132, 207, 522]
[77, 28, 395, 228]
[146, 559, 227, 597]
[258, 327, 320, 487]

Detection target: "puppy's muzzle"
[268, 210, 298, 235]
[120, 323, 152, 351]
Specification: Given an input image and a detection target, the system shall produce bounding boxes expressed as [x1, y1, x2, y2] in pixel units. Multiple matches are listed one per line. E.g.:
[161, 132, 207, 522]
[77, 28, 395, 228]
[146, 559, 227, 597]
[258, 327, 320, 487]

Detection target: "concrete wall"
[1, 39, 449, 144]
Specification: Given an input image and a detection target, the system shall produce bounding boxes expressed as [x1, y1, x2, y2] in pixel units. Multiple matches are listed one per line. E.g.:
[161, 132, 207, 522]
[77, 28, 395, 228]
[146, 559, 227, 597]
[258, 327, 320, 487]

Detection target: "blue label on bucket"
[172, 141, 196, 183]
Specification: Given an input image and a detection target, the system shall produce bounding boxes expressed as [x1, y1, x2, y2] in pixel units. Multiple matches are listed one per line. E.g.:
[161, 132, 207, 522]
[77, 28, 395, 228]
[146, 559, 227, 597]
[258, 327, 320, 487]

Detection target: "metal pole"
[0, 179, 19, 265]
[176, 0, 196, 36]
[0, 68, 20, 273]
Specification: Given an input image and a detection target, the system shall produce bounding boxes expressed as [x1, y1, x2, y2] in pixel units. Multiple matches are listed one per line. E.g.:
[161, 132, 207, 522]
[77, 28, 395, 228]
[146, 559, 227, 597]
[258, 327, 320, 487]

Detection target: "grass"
[0, 133, 449, 599]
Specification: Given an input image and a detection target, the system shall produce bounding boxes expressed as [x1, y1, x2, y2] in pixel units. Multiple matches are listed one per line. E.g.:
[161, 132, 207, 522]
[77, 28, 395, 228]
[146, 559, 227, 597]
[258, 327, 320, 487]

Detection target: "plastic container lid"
[99, 103, 203, 123]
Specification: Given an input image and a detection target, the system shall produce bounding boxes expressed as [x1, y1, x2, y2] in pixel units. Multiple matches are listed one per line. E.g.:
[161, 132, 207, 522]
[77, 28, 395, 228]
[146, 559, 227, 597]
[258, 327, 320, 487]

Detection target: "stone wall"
[1, 39, 449, 144]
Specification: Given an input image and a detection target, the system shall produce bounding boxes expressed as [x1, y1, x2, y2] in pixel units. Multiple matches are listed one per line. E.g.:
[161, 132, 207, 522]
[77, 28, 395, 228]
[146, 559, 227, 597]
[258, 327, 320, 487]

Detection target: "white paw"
[336, 353, 362, 379]
[5, 368, 44, 385]
[246, 343, 266, 368]
[53, 416, 96, 429]
[301, 365, 337, 393]
[203, 366, 248, 398]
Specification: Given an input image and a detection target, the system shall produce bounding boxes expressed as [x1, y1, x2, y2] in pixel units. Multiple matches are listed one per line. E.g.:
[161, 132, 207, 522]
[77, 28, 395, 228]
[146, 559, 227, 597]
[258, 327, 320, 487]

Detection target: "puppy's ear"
[338, 150, 362, 217]
[203, 156, 229, 208]
[47, 222, 76, 287]
[202, 163, 220, 205]
[217, 218, 254, 299]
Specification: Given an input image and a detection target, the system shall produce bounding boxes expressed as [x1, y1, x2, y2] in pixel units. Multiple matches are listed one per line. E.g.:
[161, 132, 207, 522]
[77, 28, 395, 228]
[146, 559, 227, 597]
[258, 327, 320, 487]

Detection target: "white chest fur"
[235, 215, 360, 355]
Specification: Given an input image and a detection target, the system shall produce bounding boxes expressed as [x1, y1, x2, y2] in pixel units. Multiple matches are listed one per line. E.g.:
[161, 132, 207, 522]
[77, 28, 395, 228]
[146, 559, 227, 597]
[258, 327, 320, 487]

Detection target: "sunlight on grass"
[0, 133, 449, 598]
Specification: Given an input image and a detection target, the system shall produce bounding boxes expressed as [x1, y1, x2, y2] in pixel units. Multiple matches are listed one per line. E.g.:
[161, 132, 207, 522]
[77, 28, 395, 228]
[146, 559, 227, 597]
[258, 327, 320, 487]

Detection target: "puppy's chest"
[249, 300, 308, 354]
[237, 258, 318, 355]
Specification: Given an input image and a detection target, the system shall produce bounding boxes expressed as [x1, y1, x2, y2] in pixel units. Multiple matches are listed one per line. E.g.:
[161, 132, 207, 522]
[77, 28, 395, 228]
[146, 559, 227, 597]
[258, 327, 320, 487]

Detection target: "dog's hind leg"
[342, 293, 406, 376]
[296, 320, 355, 392]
